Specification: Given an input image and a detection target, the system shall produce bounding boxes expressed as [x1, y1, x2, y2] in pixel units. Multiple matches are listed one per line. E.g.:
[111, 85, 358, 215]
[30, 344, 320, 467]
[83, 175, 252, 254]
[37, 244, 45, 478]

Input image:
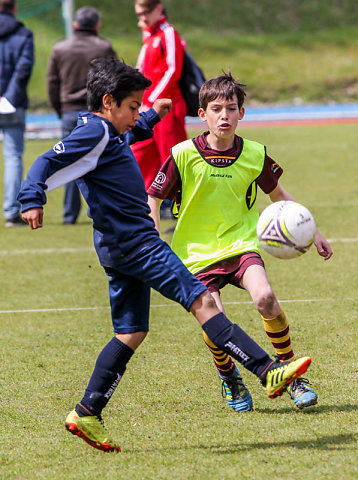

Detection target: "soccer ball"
[256, 201, 316, 259]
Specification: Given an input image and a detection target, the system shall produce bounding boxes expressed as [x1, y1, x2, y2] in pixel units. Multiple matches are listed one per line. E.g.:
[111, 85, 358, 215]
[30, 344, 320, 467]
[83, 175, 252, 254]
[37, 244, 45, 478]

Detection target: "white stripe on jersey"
[148, 24, 176, 103]
[46, 120, 109, 192]
[136, 43, 147, 70]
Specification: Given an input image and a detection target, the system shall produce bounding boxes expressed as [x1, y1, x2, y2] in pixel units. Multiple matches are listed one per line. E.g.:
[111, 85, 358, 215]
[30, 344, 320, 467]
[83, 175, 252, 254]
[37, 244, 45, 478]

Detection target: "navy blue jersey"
[18, 109, 161, 266]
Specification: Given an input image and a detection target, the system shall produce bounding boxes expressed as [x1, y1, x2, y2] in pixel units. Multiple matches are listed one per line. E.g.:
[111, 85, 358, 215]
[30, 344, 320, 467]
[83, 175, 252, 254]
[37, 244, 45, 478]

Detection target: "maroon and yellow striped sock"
[261, 311, 295, 362]
[202, 330, 236, 377]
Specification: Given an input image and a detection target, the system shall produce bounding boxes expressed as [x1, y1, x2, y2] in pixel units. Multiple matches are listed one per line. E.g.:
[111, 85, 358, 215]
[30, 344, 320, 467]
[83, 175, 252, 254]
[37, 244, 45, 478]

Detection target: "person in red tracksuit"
[132, 0, 187, 190]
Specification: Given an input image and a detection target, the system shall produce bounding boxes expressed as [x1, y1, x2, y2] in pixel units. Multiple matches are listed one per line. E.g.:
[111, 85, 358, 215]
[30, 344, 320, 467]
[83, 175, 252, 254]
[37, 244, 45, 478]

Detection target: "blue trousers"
[62, 111, 82, 224]
[0, 109, 25, 220]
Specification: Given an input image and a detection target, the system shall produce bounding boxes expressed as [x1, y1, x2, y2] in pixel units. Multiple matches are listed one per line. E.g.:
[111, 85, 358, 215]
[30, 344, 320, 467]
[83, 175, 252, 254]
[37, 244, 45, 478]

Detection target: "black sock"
[202, 313, 272, 377]
[75, 402, 94, 417]
[80, 337, 134, 415]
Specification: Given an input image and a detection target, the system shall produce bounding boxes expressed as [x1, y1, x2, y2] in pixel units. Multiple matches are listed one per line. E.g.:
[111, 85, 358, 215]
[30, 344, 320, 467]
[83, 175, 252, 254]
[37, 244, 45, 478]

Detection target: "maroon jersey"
[147, 132, 283, 201]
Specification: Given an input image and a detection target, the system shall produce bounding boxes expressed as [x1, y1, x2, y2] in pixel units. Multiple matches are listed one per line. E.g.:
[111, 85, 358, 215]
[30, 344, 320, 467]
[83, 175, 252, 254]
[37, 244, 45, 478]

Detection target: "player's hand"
[22, 208, 44, 230]
[152, 98, 172, 119]
[314, 230, 333, 260]
[139, 104, 150, 113]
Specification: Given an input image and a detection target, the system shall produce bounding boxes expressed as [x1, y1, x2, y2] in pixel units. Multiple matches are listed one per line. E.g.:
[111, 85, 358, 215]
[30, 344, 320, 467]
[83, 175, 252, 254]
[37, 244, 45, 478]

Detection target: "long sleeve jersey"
[18, 109, 161, 267]
[137, 16, 184, 106]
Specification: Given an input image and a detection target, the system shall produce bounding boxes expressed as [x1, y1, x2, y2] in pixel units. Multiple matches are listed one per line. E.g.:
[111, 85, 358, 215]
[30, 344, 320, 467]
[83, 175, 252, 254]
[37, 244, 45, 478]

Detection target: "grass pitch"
[0, 123, 357, 479]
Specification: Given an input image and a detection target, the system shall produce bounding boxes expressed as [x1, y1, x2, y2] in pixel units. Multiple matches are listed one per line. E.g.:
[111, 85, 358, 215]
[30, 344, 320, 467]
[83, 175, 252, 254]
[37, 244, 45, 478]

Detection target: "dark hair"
[0, 0, 15, 12]
[134, 0, 167, 19]
[199, 73, 246, 110]
[75, 6, 100, 30]
[134, 0, 161, 10]
[87, 58, 152, 112]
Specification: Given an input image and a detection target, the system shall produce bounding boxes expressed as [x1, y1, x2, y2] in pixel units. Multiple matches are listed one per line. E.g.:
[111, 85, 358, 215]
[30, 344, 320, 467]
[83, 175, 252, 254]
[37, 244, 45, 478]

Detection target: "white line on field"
[0, 297, 356, 315]
[0, 247, 94, 255]
[0, 237, 357, 256]
[0, 306, 108, 314]
[327, 238, 358, 243]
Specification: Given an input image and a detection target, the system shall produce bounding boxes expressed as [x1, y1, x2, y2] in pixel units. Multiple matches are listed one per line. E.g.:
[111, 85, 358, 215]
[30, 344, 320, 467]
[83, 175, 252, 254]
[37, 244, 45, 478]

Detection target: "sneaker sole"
[230, 404, 254, 412]
[65, 421, 121, 452]
[296, 397, 318, 409]
[225, 393, 253, 412]
[267, 357, 312, 399]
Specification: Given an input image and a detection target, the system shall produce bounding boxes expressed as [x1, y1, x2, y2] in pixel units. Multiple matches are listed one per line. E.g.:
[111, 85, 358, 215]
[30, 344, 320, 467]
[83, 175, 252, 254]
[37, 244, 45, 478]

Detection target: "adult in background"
[47, 6, 117, 225]
[132, 0, 187, 192]
[0, 0, 34, 227]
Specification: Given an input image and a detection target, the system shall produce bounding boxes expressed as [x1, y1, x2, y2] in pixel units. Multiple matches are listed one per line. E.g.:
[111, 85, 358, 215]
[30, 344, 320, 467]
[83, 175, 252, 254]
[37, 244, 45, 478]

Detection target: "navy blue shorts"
[104, 238, 207, 334]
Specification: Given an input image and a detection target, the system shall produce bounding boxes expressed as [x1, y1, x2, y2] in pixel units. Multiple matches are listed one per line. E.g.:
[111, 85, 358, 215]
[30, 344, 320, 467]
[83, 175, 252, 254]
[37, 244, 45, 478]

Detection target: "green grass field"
[0, 122, 357, 479]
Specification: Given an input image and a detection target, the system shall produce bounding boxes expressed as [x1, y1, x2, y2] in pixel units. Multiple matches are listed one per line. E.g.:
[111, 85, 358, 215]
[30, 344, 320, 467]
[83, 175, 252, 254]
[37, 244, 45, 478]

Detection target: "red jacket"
[137, 16, 184, 107]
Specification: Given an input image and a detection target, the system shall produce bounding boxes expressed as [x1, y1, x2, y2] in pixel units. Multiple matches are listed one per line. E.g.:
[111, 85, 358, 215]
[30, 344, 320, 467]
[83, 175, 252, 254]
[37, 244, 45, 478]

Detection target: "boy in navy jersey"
[18, 59, 312, 452]
[148, 73, 332, 413]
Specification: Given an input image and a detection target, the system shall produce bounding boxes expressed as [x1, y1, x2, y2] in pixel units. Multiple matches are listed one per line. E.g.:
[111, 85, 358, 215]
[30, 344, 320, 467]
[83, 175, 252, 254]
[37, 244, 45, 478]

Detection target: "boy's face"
[135, 3, 163, 29]
[198, 95, 244, 141]
[99, 91, 144, 135]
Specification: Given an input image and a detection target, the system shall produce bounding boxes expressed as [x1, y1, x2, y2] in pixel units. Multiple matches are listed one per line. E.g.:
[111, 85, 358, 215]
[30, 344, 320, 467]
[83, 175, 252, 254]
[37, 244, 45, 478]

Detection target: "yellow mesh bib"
[171, 137, 265, 274]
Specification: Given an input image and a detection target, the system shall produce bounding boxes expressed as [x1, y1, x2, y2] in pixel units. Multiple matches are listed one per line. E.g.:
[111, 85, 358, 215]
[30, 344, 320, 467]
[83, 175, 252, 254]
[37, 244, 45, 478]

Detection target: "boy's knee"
[193, 290, 218, 310]
[190, 290, 219, 324]
[115, 331, 148, 350]
[254, 288, 277, 314]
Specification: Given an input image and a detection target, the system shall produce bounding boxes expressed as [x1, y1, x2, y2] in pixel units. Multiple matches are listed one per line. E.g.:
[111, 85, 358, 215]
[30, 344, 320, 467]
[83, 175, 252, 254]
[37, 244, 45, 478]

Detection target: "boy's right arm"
[18, 155, 53, 227]
[22, 208, 44, 230]
[19, 121, 107, 225]
[147, 153, 181, 234]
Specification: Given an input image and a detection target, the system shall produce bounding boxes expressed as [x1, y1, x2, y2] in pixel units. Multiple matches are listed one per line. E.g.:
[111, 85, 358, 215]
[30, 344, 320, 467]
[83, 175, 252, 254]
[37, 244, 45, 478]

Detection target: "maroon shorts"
[195, 252, 264, 293]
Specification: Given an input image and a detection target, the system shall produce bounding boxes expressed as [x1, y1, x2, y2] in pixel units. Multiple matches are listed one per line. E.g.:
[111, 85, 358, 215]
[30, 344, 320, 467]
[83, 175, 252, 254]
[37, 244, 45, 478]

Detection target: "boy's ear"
[198, 108, 206, 122]
[239, 106, 245, 120]
[102, 94, 114, 110]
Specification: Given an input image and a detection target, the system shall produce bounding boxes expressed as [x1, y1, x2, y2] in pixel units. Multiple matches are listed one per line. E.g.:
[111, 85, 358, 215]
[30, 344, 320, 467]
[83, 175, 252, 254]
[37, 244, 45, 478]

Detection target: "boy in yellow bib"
[148, 73, 333, 411]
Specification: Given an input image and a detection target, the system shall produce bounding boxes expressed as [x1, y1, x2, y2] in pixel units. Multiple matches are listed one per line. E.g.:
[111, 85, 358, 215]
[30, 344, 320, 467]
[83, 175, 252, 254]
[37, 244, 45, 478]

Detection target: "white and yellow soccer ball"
[256, 201, 316, 259]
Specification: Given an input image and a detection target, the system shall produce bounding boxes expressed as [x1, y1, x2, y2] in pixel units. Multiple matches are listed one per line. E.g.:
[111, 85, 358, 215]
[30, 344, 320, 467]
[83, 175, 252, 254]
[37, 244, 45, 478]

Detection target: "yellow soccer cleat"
[65, 409, 121, 452]
[261, 357, 312, 399]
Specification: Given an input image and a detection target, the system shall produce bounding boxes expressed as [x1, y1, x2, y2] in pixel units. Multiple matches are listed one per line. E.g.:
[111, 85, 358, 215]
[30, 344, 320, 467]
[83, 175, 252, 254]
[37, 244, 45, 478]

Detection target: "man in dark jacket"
[47, 6, 117, 225]
[0, 0, 34, 227]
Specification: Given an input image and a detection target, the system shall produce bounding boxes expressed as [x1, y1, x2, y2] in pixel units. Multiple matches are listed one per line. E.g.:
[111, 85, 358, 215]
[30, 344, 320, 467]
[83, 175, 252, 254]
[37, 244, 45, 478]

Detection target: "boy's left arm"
[268, 184, 295, 203]
[125, 99, 172, 145]
[268, 184, 333, 260]
[313, 230, 333, 260]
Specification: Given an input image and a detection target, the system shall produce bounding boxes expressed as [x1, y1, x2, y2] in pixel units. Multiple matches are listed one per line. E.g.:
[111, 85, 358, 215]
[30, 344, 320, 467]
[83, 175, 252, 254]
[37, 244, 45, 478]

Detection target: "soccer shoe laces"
[97, 415, 104, 427]
[94, 415, 112, 438]
[221, 374, 247, 401]
[85, 414, 117, 447]
[289, 377, 312, 392]
[287, 375, 317, 408]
